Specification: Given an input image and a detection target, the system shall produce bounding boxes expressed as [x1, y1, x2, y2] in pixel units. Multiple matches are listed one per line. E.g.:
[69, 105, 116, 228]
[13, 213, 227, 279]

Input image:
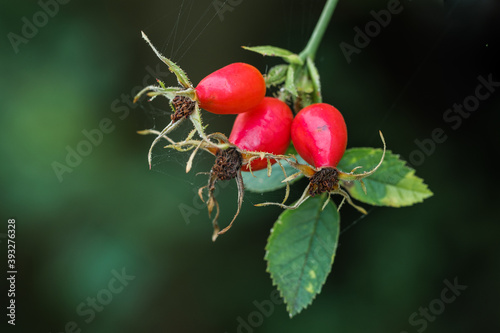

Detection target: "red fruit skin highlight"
[229, 97, 293, 172]
[195, 63, 266, 115]
[291, 103, 347, 169]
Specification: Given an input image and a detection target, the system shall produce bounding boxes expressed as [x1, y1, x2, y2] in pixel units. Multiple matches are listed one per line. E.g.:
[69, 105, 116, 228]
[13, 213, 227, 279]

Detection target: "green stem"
[299, 0, 339, 61]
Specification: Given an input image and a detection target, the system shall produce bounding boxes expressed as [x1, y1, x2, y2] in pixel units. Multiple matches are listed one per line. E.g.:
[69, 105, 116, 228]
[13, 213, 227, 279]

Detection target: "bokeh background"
[1, 0, 499, 332]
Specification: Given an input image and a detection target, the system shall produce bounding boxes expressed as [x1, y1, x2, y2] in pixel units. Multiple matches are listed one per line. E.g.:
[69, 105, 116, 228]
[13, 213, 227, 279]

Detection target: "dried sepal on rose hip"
[133, 31, 266, 168]
[144, 97, 295, 241]
[202, 98, 294, 241]
[172, 134, 292, 242]
[257, 103, 386, 213]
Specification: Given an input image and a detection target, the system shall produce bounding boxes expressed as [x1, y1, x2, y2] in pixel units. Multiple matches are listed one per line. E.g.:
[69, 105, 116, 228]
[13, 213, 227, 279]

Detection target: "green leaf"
[265, 64, 289, 87]
[285, 65, 298, 97]
[337, 148, 433, 207]
[295, 67, 314, 108]
[266, 196, 340, 317]
[243, 45, 303, 65]
[242, 155, 306, 193]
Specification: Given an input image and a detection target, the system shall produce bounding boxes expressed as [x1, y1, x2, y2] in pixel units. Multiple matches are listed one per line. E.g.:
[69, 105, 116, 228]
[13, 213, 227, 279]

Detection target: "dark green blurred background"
[1, 0, 499, 332]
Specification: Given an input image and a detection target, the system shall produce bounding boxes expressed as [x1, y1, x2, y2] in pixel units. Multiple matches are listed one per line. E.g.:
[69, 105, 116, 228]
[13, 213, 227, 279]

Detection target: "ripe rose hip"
[256, 103, 385, 215]
[291, 103, 347, 168]
[195, 63, 266, 115]
[229, 97, 294, 171]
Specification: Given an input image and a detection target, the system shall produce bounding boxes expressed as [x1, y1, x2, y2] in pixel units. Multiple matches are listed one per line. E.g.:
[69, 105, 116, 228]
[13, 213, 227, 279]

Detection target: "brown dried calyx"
[201, 147, 244, 242]
[171, 96, 195, 122]
[308, 167, 339, 197]
[211, 148, 243, 181]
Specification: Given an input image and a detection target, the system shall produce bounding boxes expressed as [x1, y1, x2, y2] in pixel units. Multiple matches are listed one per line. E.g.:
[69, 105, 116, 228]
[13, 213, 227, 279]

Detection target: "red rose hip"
[229, 97, 293, 171]
[195, 63, 266, 115]
[291, 103, 347, 168]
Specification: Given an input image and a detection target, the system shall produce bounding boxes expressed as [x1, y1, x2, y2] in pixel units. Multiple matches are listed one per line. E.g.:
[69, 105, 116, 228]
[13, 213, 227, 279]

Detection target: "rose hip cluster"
[135, 33, 384, 241]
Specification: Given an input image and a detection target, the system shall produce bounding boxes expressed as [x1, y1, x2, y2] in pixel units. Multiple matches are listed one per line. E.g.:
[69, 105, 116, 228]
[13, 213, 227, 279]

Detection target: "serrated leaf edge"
[339, 148, 433, 207]
[264, 199, 339, 317]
